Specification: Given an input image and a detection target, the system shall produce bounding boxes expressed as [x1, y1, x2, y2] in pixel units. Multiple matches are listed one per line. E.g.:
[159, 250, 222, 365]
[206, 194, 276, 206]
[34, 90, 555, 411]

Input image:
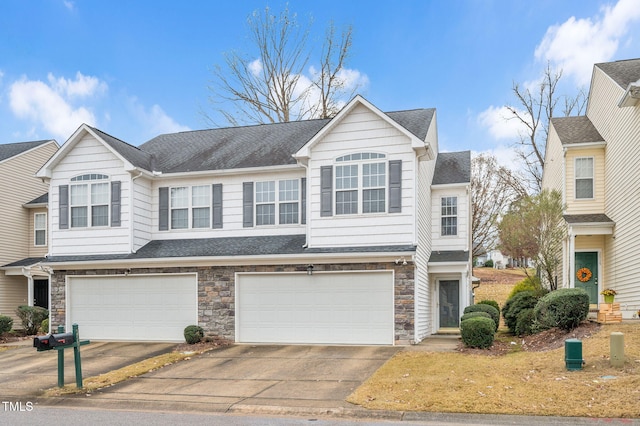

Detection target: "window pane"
[71, 206, 87, 227]
[192, 207, 210, 228]
[70, 184, 87, 205]
[192, 185, 210, 207]
[279, 179, 299, 202]
[363, 189, 385, 213]
[336, 165, 358, 190]
[35, 230, 46, 246]
[35, 213, 46, 229]
[171, 187, 188, 208]
[441, 217, 458, 236]
[576, 179, 593, 199]
[256, 181, 275, 203]
[279, 202, 299, 224]
[171, 208, 188, 229]
[363, 162, 386, 188]
[256, 204, 275, 225]
[91, 183, 110, 205]
[336, 190, 358, 215]
[441, 197, 457, 215]
[575, 158, 593, 178]
[92, 205, 109, 227]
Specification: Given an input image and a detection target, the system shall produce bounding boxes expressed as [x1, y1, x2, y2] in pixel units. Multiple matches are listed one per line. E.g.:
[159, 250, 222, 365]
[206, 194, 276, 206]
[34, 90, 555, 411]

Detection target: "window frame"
[254, 179, 300, 226]
[69, 174, 110, 228]
[334, 153, 387, 216]
[168, 185, 215, 230]
[574, 157, 594, 200]
[34, 212, 47, 246]
[440, 196, 458, 236]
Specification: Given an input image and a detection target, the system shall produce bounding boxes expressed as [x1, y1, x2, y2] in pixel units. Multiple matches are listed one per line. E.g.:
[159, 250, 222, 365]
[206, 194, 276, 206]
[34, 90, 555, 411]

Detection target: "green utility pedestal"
[565, 338, 584, 371]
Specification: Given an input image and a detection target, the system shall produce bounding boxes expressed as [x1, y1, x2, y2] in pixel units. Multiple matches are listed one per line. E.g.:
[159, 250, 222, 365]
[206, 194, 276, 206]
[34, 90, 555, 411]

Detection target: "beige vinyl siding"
[0, 275, 28, 325]
[307, 104, 417, 248]
[541, 125, 564, 195]
[564, 147, 605, 215]
[589, 66, 640, 314]
[27, 207, 49, 257]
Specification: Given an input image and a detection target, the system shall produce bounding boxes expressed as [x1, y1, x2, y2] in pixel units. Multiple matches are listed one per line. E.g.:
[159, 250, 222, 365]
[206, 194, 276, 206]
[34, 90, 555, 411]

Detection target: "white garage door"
[67, 274, 198, 342]
[236, 271, 394, 345]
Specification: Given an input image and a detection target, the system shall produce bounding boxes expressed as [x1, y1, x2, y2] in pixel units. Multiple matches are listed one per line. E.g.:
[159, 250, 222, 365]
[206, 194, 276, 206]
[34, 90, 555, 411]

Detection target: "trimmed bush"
[463, 304, 499, 331]
[15, 306, 48, 335]
[0, 315, 13, 334]
[534, 288, 590, 331]
[460, 317, 495, 349]
[503, 291, 540, 334]
[460, 311, 492, 323]
[41, 318, 49, 334]
[484, 259, 494, 268]
[477, 299, 500, 320]
[514, 308, 536, 336]
[508, 276, 544, 299]
[184, 325, 204, 344]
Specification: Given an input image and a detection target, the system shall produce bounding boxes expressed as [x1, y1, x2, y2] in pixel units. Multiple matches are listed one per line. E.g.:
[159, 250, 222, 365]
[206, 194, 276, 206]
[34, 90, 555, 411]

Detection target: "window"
[575, 157, 594, 199]
[191, 185, 211, 228]
[441, 196, 458, 236]
[34, 213, 47, 246]
[334, 153, 387, 215]
[170, 187, 189, 229]
[70, 174, 110, 228]
[255, 179, 299, 225]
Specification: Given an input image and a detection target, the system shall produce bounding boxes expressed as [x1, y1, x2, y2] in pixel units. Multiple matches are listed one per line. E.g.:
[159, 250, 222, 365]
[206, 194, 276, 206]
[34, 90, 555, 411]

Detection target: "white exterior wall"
[588, 67, 640, 316]
[132, 176, 152, 252]
[306, 104, 417, 248]
[430, 185, 469, 252]
[49, 135, 132, 256]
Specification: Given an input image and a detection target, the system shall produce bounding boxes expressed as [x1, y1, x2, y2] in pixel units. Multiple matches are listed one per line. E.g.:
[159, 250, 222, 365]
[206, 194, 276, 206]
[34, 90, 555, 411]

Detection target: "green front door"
[575, 252, 598, 304]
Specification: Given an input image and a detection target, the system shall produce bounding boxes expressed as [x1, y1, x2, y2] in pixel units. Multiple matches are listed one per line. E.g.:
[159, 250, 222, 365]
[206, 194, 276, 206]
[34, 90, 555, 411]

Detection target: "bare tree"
[505, 63, 587, 193]
[471, 153, 527, 258]
[206, 6, 359, 126]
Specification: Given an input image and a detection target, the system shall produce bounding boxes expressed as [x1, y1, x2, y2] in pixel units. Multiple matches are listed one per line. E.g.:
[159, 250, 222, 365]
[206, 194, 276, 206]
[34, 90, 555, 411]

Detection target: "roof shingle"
[596, 58, 640, 90]
[551, 116, 604, 145]
[0, 140, 52, 162]
[432, 151, 471, 185]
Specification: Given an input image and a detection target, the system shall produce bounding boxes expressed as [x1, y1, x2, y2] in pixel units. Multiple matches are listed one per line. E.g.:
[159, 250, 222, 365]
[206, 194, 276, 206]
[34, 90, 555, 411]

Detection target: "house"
[475, 249, 510, 269]
[0, 140, 59, 326]
[14, 96, 471, 344]
[542, 58, 640, 318]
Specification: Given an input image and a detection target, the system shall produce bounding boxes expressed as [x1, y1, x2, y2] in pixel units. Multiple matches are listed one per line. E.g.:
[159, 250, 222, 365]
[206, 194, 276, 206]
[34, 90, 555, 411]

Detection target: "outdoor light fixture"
[395, 257, 408, 266]
[307, 264, 314, 275]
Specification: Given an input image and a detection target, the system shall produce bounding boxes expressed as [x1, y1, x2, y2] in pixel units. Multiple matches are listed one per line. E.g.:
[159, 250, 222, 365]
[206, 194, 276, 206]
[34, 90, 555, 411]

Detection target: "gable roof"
[596, 58, 640, 90]
[0, 140, 55, 163]
[551, 116, 604, 145]
[89, 127, 155, 171]
[432, 151, 471, 185]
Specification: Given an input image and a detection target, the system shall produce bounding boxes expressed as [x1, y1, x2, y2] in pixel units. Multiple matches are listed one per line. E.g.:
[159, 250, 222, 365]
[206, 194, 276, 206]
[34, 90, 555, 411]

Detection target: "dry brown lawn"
[348, 322, 640, 418]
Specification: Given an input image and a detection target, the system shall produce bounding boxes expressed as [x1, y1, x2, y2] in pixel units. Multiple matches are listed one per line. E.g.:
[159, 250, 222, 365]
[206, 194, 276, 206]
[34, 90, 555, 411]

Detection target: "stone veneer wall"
[50, 262, 415, 344]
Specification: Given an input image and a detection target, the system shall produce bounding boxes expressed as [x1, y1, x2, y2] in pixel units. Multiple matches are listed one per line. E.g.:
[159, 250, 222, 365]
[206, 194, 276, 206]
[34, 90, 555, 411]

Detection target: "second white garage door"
[236, 271, 394, 345]
[67, 274, 198, 342]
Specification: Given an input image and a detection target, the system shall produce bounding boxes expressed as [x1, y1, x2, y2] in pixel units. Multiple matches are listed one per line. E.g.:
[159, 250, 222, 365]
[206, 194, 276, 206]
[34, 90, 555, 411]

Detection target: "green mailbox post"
[565, 338, 584, 371]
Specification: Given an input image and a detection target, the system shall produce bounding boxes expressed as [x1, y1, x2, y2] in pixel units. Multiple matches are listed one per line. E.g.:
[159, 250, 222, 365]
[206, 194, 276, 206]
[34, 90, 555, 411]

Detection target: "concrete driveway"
[63, 344, 400, 414]
[0, 341, 175, 398]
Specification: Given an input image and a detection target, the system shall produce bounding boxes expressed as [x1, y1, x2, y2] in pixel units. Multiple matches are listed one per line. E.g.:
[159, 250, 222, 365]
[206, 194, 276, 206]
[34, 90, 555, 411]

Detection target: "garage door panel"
[68, 274, 197, 342]
[237, 272, 394, 345]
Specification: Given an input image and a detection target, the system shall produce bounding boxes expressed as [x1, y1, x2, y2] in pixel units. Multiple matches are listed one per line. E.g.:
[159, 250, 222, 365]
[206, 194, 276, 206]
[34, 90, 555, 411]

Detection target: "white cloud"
[535, 0, 640, 85]
[249, 59, 262, 76]
[128, 97, 190, 136]
[63, 1, 75, 11]
[9, 73, 106, 140]
[477, 105, 530, 141]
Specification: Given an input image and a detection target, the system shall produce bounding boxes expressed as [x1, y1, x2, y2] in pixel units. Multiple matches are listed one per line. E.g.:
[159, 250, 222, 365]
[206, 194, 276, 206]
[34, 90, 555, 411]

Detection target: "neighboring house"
[475, 249, 510, 269]
[542, 58, 640, 318]
[0, 140, 59, 326]
[18, 95, 471, 344]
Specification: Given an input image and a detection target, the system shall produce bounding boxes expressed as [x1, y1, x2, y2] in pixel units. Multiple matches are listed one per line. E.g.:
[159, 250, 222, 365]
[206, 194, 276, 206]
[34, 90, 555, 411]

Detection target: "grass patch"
[0, 346, 15, 352]
[44, 347, 211, 396]
[348, 323, 640, 418]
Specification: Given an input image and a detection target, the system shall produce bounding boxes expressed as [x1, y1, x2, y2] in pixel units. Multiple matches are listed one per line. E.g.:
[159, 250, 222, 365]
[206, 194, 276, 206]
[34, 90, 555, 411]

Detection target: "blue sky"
[1, 0, 639, 164]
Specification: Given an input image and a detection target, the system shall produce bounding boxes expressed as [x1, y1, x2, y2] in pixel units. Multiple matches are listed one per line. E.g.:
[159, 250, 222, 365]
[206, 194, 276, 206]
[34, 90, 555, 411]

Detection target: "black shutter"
[320, 166, 333, 217]
[159, 187, 169, 231]
[243, 182, 254, 227]
[389, 160, 402, 213]
[110, 181, 121, 226]
[212, 183, 223, 229]
[301, 177, 307, 225]
[59, 185, 69, 229]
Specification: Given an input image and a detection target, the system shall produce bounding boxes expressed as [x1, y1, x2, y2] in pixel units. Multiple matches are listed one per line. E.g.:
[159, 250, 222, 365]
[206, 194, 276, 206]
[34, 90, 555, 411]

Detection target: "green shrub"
[41, 318, 49, 333]
[477, 299, 500, 320]
[534, 288, 590, 331]
[514, 308, 536, 336]
[460, 317, 495, 349]
[0, 315, 13, 334]
[184, 325, 204, 344]
[463, 304, 499, 331]
[508, 276, 544, 299]
[484, 259, 494, 268]
[460, 311, 492, 323]
[503, 291, 540, 334]
[15, 306, 48, 335]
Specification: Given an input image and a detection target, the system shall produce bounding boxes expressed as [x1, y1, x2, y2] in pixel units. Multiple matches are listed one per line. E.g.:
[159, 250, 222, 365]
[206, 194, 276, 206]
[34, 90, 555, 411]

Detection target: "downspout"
[130, 171, 144, 253]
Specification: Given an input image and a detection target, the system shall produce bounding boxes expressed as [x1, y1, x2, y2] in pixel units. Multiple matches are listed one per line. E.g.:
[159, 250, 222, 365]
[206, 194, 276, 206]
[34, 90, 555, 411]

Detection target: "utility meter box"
[565, 338, 584, 371]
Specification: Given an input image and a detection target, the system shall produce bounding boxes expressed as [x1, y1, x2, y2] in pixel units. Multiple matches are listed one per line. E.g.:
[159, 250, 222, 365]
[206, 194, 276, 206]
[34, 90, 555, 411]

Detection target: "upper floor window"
[575, 157, 594, 199]
[159, 184, 222, 231]
[255, 179, 299, 225]
[441, 196, 457, 236]
[70, 174, 110, 227]
[34, 213, 47, 246]
[335, 153, 387, 215]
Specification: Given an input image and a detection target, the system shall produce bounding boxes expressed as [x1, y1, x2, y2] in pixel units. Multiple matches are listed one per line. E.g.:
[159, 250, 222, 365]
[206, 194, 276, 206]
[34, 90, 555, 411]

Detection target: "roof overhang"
[564, 214, 615, 235]
[617, 79, 640, 108]
[562, 141, 606, 151]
